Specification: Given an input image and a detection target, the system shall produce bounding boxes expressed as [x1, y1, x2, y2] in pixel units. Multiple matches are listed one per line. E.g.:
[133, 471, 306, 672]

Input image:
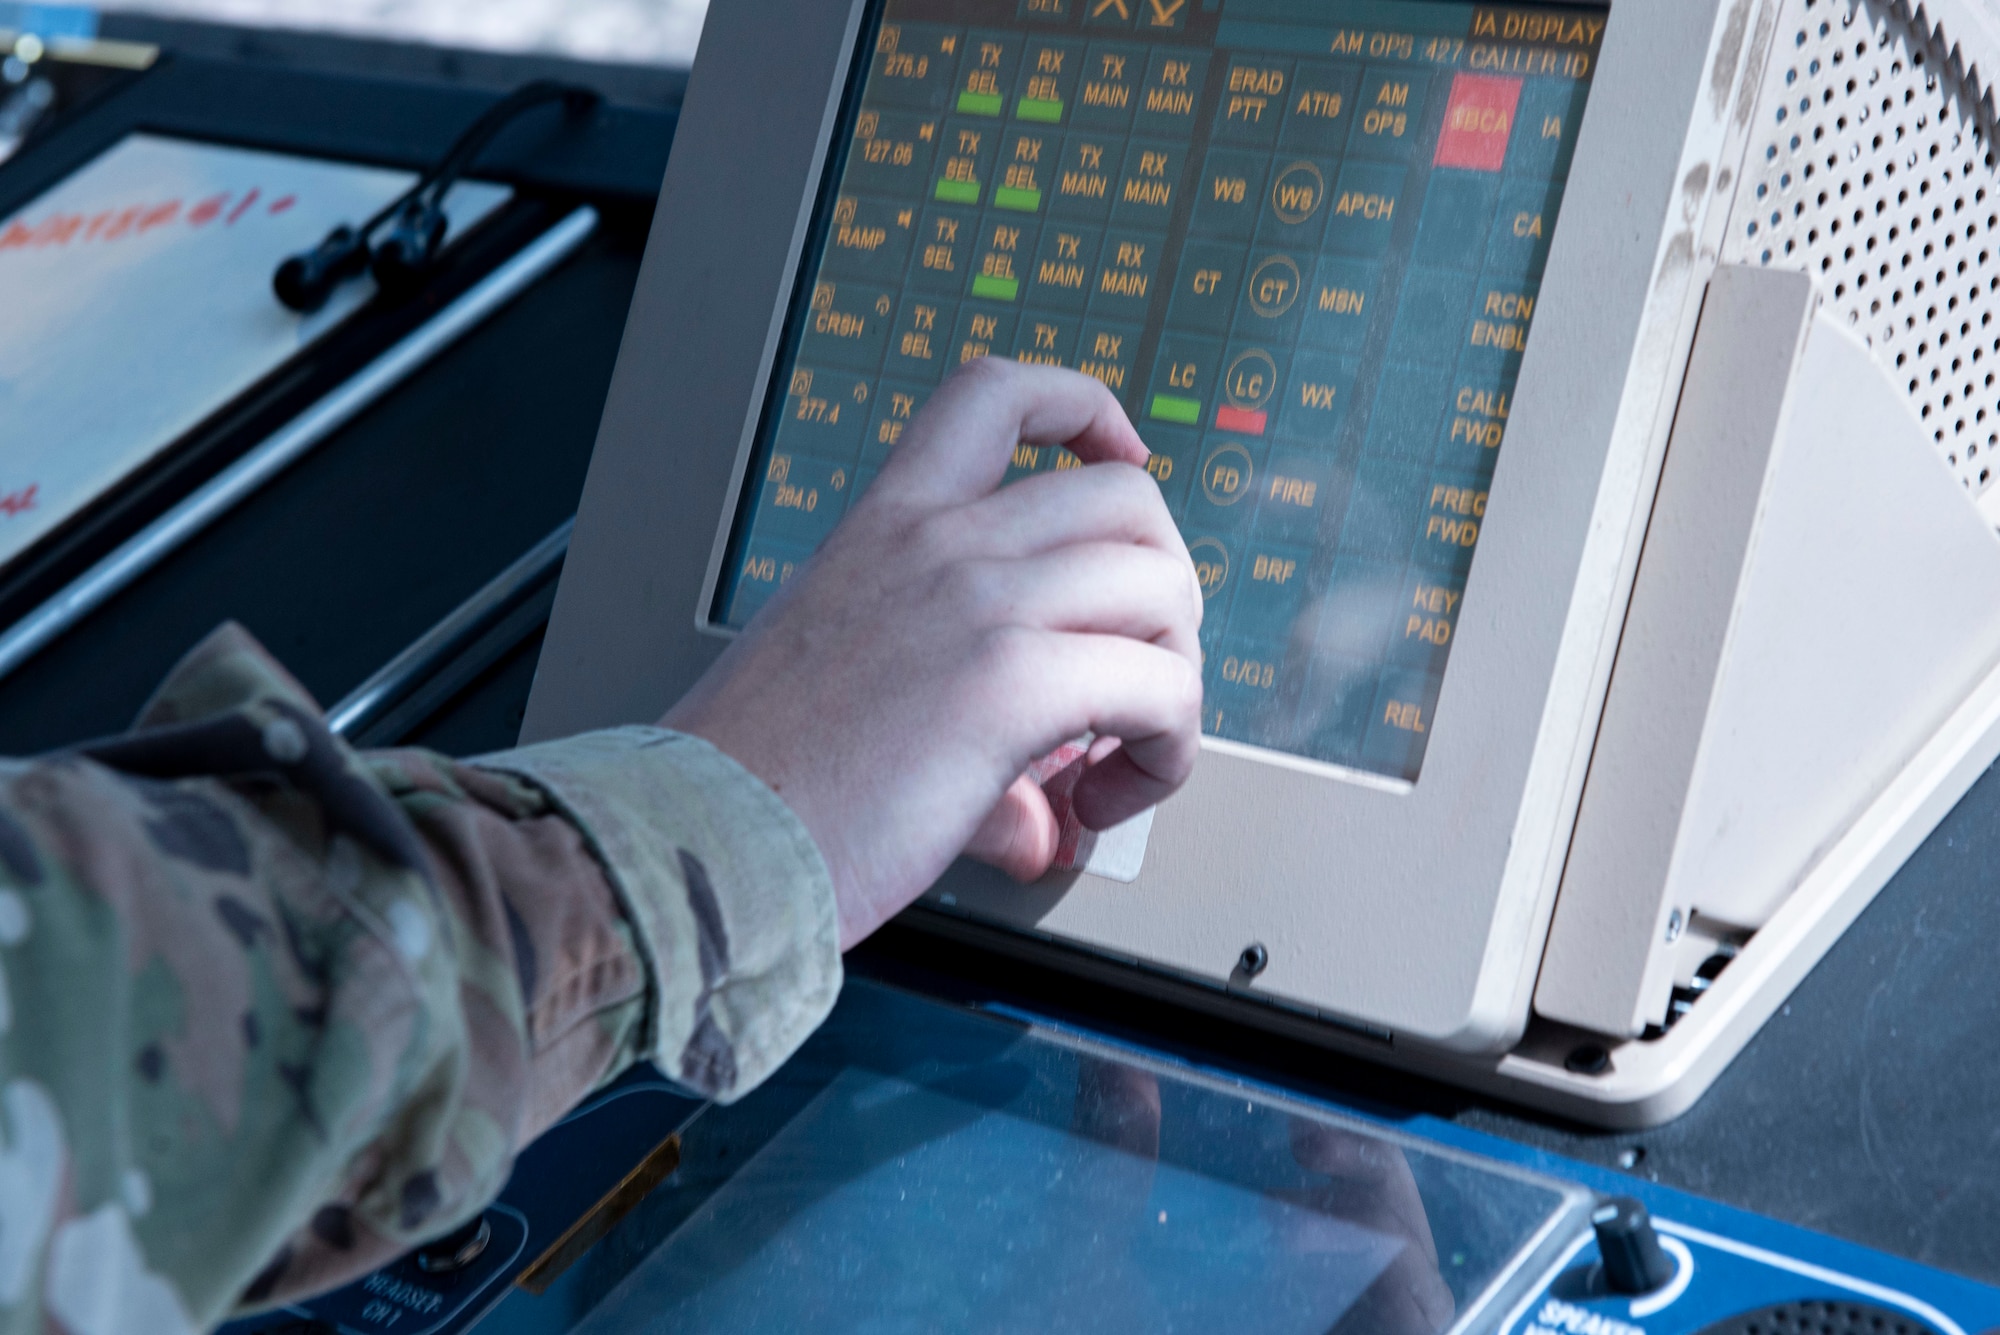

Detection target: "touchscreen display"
[714, 0, 1602, 782]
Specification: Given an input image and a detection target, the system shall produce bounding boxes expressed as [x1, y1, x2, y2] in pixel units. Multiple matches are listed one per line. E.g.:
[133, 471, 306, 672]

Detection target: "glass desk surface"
[492, 981, 1589, 1335]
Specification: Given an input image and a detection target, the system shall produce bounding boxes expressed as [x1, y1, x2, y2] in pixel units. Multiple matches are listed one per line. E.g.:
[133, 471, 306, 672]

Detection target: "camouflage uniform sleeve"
[0, 623, 840, 1334]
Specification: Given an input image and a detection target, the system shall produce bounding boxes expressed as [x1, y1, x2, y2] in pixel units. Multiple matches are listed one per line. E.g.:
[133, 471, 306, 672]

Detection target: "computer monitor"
[527, 0, 2000, 1124]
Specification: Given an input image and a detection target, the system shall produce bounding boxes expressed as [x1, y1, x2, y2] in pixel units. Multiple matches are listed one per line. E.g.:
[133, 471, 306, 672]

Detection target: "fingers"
[873, 359, 1147, 507]
[971, 543, 1202, 663]
[1012, 632, 1202, 831]
[960, 460, 1191, 564]
[1070, 747, 1172, 832]
[961, 542, 1202, 867]
[849, 359, 1201, 851]
[963, 774, 1061, 881]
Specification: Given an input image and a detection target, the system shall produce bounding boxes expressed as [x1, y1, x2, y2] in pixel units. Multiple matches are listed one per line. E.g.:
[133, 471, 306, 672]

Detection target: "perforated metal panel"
[1724, 0, 2000, 516]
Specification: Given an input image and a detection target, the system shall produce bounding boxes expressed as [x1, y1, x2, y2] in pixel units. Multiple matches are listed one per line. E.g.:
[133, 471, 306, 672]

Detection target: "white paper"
[0, 133, 508, 569]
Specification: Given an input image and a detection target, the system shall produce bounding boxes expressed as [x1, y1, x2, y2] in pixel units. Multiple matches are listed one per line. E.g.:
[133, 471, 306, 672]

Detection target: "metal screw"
[1616, 1146, 1646, 1170]
[1664, 908, 1685, 944]
[1236, 943, 1268, 978]
[1564, 1043, 1611, 1076]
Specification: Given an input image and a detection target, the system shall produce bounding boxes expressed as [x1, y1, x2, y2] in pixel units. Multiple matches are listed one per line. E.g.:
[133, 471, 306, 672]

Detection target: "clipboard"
[0, 132, 509, 576]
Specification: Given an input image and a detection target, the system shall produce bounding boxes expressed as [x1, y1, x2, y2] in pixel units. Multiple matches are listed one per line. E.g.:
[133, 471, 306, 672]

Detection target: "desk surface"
[1462, 758, 2000, 1284]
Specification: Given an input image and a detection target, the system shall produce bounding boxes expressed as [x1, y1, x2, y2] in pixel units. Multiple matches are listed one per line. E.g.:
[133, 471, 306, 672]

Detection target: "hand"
[663, 358, 1204, 949]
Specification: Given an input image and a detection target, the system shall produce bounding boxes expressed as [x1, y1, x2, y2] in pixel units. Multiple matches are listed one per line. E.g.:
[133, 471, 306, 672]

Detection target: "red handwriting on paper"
[0, 190, 305, 254]
[0, 486, 40, 518]
[185, 192, 227, 227]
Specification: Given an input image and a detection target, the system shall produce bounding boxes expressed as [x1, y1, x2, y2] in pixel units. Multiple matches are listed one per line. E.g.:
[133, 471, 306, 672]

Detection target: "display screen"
[568, 981, 1583, 1335]
[714, 0, 1602, 782]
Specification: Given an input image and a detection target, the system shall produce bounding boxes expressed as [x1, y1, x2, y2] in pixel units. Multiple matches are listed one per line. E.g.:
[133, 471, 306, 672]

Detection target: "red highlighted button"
[1216, 405, 1268, 434]
[1434, 72, 1522, 172]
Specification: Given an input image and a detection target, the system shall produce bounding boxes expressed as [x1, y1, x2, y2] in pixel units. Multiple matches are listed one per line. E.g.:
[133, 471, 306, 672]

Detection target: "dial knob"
[414, 1214, 492, 1274]
[1592, 1197, 1676, 1295]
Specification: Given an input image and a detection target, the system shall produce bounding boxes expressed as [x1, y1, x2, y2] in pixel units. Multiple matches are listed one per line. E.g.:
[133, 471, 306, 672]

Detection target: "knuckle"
[1120, 455, 1168, 503]
[1174, 656, 1205, 717]
[1103, 459, 1168, 511]
[973, 624, 1040, 694]
[1174, 549, 1205, 623]
[941, 557, 1005, 616]
[1148, 651, 1204, 730]
[1054, 457, 1137, 505]
[1084, 369, 1124, 409]
[853, 474, 921, 528]
[910, 507, 963, 558]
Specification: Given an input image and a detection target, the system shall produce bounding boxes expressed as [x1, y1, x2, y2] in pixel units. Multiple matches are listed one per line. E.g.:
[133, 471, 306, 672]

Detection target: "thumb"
[963, 773, 1063, 881]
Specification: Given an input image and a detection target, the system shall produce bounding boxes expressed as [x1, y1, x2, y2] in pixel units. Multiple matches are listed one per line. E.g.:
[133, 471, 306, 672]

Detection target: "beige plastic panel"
[1539, 268, 2000, 1037]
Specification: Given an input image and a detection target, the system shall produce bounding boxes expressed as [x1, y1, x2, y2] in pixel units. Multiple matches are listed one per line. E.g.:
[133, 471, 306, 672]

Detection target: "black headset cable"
[274, 79, 602, 312]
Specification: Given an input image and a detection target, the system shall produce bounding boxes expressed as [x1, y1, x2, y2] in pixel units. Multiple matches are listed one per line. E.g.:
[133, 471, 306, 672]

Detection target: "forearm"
[0, 625, 838, 1332]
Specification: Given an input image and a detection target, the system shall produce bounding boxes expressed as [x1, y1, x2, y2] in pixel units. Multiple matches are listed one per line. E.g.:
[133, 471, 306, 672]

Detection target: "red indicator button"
[1215, 405, 1268, 434]
[1434, 72, 1522, 172]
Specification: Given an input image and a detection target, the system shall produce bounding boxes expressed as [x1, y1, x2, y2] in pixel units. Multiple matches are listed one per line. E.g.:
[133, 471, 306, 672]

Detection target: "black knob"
[1592, 1197, 1675, 1294]
[272, 225, 370, 312]
[413, 1214, 491, 1274]
[370, 200, 450, 296]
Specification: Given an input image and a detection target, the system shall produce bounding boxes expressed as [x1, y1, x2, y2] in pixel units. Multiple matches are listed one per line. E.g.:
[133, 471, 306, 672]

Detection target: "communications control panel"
[714, 0, 1596, 783]
[531, 0, 2000, 1125]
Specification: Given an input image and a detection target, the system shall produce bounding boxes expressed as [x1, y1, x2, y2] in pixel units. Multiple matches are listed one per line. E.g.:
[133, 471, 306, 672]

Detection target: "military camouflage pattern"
[0, 623, 840, 1333]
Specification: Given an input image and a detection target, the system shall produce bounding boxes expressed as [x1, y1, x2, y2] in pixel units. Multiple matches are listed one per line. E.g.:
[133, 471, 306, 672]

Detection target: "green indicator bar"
[971, 274, 1020, 301]
[1017, 96, 1064, 123]
[933, 178, 981, 205]
[957, 90, 1004, 116]
[1150, 394, 1201, 425]
[994, 185, 1042, 213]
